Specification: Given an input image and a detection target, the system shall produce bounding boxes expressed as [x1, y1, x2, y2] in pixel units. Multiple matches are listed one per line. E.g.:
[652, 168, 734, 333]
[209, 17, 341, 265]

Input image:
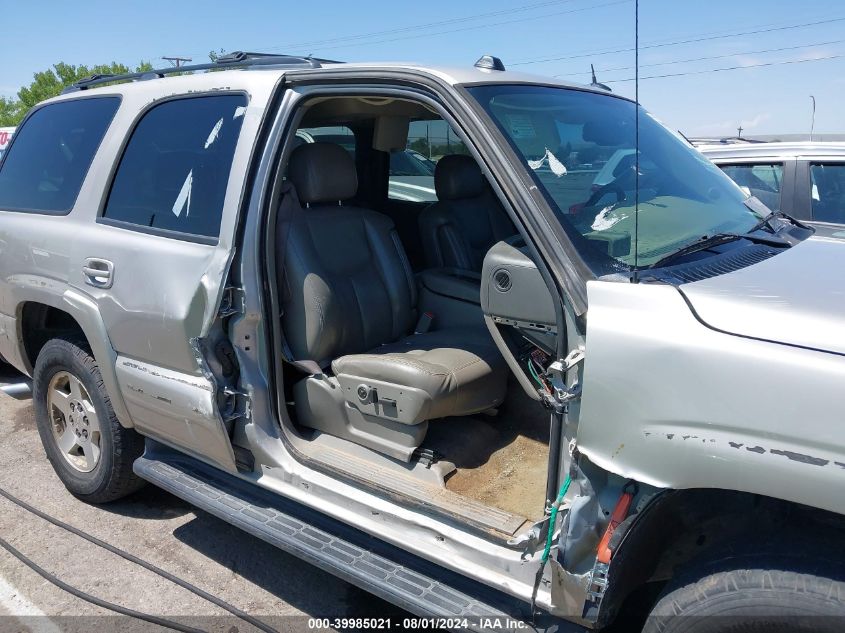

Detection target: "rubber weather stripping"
[0, 486, 280, 633]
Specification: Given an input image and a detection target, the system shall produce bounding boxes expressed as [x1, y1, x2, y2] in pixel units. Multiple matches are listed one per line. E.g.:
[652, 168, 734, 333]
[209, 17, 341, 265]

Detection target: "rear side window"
[295, 126, 356, 158]
[810, 163, 845, 224]
[103, 94, 247, 239]
[388, 119, 466, 203]
[719, 163, 783, 212]
[0, 97, 119, 214]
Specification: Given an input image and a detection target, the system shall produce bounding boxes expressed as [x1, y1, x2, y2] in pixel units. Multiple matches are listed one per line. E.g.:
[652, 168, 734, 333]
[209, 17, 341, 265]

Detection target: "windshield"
[469, 85, 765, 271]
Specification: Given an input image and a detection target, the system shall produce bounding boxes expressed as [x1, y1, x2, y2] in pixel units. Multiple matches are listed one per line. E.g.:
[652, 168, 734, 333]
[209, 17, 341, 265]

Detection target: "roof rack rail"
[687, 136, 767, 147]
[62, 52, 342, 94]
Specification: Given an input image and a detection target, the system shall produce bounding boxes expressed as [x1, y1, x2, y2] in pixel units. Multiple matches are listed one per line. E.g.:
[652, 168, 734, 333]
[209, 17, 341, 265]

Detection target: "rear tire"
[643, 557, 845, 633]
[33, 337, 145, 503]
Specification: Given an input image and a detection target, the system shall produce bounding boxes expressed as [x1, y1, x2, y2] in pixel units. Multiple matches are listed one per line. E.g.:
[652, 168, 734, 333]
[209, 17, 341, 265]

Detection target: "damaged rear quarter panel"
[577, 280, 845, 515]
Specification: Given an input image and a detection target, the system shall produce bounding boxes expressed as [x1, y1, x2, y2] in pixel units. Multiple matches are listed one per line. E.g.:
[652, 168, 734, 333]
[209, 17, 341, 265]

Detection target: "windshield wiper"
[748, 209, 803, 234]
[649, 231, 788, 269]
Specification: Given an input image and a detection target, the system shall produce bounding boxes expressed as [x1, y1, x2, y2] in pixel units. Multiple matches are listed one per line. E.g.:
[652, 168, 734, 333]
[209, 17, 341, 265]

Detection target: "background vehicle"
[699, 141, 845, 227]
[1, 53, 843, 632]
[0, 126, 14, 159]
[296, 125, 442, 202]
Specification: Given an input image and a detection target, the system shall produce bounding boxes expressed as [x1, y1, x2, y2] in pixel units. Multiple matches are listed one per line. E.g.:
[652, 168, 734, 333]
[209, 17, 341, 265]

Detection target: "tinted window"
[0, 98, 119, 214]
[720, 163, 783, 212]
[810, 163, 845, 224]
[103, 94, 247, 238]
[295, 126, 355, 157]
[388, 119, 466, 203]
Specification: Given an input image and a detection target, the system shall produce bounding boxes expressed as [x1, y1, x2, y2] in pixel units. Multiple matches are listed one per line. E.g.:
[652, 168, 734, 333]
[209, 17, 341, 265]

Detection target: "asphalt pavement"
[0, 365, 405, 633]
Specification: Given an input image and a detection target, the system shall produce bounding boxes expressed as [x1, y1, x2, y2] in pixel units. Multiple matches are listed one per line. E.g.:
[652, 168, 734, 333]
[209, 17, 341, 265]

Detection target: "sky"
[2, 0, 844, 137]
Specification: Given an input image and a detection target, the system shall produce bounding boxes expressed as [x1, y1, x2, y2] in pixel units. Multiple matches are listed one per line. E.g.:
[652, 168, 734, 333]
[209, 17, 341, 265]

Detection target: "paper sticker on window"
[205, 118, 224, 149]
[507, 114, 536, 139]
[172, 170, 193, 217]
[528, 148, 567, 177]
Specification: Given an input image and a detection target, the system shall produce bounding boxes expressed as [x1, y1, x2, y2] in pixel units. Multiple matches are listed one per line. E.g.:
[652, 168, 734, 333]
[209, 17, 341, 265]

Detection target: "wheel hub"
[46, 371, 102, 473]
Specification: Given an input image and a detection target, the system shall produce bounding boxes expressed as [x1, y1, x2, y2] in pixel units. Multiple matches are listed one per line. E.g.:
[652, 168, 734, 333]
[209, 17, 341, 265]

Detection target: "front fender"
[577, 280, 845, 516]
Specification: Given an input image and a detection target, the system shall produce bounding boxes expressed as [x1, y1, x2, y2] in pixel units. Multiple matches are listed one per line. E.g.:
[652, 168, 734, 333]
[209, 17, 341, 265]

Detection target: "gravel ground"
[0, 366, 406, 633]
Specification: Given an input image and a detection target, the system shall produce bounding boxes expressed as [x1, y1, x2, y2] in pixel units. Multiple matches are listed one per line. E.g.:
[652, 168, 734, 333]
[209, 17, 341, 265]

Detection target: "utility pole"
[162, 56, 192, 68]
[737, 125, 743, 139]
[810, 95, 816, 141]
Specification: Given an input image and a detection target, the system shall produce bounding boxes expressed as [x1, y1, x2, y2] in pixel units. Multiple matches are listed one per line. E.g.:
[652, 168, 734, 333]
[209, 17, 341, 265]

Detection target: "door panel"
[71, 90, 266, 470]
[115, 356, 235, 469]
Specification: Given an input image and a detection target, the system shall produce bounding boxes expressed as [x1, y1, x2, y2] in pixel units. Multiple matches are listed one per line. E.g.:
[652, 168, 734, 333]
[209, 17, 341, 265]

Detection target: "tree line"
[0, 61, 153, 127]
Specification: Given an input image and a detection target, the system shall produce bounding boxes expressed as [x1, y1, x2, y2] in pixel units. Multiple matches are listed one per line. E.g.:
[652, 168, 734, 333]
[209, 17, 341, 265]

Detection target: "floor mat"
[423, 384, 550, 520]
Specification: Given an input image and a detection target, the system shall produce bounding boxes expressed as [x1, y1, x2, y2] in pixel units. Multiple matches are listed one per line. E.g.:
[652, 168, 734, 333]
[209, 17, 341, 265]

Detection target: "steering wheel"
[584, 182, 626, 208]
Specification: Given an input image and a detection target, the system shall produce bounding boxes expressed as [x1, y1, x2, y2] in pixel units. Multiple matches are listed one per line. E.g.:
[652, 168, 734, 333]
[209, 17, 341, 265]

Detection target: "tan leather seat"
[419, 155, 515, 271]
[280, 143, 507, 460]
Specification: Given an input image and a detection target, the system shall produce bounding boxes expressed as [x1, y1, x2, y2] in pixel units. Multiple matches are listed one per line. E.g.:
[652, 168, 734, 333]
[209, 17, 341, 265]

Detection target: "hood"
[680, 236, 845, 355]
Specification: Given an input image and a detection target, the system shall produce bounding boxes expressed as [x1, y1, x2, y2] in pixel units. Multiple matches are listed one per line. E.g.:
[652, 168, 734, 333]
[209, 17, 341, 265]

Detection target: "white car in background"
[0, 127, 14, 159]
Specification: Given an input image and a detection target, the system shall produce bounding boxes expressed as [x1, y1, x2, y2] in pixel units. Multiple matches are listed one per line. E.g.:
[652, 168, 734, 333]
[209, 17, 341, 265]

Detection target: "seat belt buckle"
[415, 312, 434, 334]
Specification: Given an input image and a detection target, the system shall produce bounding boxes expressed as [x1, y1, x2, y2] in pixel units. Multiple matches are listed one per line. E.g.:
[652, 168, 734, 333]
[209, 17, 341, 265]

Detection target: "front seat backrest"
[280, 142, 417, 367]
[419, 154, 514, 271]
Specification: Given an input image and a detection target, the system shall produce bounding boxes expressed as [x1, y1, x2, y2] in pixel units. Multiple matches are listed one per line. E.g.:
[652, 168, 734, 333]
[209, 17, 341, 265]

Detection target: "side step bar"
[134, 448, 563, 631]
[0, 380, 32, 400]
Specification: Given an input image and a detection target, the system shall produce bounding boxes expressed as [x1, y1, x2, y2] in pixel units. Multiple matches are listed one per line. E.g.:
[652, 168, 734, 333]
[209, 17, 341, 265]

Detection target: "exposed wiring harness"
[530, 473, 573, 618]
[0, 486, 280, 633]
[527, 357, 551, 393]
[541, 473, 573, 565]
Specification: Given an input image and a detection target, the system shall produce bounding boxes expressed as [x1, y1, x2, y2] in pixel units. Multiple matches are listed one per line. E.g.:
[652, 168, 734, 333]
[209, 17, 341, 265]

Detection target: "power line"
[182, 0, 589, 60]
[605, 52, 844, 83]
[162, 56, 192, 68]
[261, 0, 578, 51]
[512, 15, 845, 66]
[289, 0, 631, 53]
[555, 38, 845, 77]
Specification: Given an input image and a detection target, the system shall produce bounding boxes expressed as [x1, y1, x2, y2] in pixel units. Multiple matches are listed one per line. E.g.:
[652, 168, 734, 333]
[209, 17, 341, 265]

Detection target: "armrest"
[418, 268, 481, 304]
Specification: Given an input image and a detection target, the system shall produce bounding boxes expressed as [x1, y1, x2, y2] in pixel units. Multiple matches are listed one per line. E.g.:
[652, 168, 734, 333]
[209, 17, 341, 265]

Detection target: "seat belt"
[275, 181, 299, 306]
[275, 182, 324, 377]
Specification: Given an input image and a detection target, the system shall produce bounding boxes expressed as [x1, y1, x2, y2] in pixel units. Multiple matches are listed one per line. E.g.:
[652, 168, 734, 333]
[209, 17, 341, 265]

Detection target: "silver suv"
[699, 141, 845, 227]
[1, 52, 843, 632]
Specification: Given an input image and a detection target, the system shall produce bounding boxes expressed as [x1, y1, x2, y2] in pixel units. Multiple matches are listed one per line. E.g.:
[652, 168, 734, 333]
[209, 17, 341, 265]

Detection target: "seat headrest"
[287, 142, 357, 204]
[434, 154, 484, 201]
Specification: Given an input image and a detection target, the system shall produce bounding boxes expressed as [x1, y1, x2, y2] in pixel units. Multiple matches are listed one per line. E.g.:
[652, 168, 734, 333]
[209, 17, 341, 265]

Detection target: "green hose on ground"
[541, 473, 572, 564]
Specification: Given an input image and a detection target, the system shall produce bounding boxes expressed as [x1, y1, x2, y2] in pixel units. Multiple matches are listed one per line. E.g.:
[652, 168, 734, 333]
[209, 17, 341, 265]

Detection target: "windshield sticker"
[233, 106, 246, 119]
[506, 114, 536, 138]
[528, 148, 568, 177]
[591, 205, 627, 231]
[743, 195, 770, 217]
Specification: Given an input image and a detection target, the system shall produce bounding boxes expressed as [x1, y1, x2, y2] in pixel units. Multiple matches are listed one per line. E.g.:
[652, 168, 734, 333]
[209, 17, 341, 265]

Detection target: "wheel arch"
[15, 290, 134, 428]
[596, 487, 845, 629]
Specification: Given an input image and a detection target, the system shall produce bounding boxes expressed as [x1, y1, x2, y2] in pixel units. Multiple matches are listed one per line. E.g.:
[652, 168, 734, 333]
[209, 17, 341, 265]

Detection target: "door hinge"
[543, 348, 585, 412]
[218, 286, 245, 318]
[508, 520, 545, 560]
[220, 386, 251, 423]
